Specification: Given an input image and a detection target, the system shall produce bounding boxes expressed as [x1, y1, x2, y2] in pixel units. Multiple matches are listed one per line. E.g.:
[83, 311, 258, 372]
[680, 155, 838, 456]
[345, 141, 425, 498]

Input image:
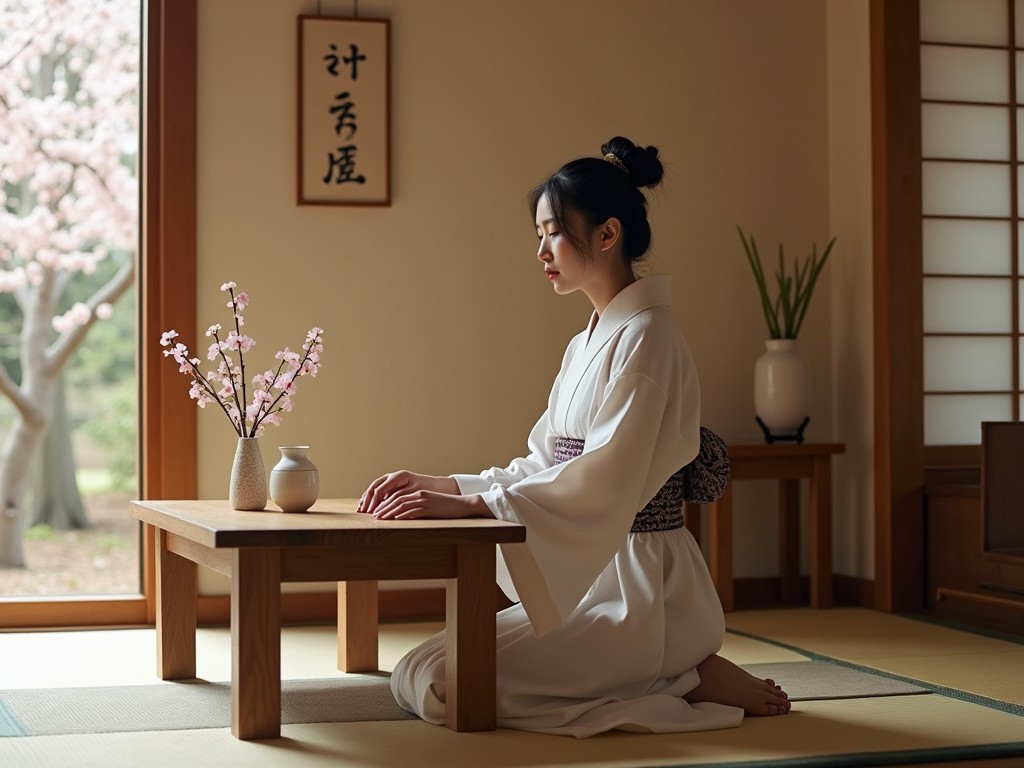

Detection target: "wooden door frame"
[870, 0, 925, 612]
[140, 0, 199, 624]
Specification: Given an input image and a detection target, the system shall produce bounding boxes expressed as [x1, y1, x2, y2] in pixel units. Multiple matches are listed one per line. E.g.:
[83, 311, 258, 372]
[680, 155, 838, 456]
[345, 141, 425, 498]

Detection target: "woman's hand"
[357, 470, 459, 514]
[371, 490, 494, 521]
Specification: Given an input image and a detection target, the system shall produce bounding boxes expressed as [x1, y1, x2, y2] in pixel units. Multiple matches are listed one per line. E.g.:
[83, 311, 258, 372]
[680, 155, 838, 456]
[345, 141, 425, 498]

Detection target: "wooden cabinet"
[926, 486, 1024, 635]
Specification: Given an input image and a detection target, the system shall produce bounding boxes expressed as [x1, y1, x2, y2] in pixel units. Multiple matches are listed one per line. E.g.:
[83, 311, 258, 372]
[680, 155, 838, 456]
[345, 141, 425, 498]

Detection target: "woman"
[358, 137, 790, 737]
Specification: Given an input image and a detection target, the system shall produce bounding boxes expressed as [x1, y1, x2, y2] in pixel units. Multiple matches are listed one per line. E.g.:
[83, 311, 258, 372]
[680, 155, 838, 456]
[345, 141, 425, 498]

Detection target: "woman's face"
[534, 193, 597, 296]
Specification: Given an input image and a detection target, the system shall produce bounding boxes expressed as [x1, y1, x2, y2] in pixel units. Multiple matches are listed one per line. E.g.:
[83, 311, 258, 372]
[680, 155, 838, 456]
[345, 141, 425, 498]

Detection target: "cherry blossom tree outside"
[0, 0, 138, 568]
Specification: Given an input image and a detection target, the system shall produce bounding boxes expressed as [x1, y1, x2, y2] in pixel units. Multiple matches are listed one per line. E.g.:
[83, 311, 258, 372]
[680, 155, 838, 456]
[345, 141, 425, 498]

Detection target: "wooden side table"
[686, 443, 845, 612]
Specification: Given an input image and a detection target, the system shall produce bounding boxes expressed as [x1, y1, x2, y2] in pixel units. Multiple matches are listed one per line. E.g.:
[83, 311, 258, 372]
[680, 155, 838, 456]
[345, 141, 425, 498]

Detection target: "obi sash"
[552, 427, 730, 534]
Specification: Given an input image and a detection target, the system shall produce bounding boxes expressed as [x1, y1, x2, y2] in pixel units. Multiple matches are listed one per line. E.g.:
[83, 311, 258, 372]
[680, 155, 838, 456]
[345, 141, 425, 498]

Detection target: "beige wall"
[194, 0, 873, 586]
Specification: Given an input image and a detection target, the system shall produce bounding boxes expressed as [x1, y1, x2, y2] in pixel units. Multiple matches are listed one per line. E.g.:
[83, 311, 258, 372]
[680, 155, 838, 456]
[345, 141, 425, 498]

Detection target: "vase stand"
[756, 416, 810, 445]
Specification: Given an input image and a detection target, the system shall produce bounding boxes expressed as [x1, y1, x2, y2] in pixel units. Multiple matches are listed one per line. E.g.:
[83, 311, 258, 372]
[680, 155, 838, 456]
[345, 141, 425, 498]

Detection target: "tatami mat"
[725, 607, 1022, 661]
[0, 660, 928, 737]
[0, 608, 1021, 768]
[0, 695, 1020, 768]
[858, 652, 1024, 707]
[726, 607, 1024, 709]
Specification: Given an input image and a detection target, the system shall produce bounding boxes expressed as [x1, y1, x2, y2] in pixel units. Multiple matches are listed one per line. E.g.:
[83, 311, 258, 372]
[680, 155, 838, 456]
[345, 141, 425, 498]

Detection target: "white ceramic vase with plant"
[160, 281, 325, 510]
[738, 228, 835, 442]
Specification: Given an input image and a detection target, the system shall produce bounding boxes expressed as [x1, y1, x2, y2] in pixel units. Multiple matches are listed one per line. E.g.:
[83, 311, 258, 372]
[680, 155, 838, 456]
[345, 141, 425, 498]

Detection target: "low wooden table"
[129, 499, 526, 740]
[686, 443, 845, 612]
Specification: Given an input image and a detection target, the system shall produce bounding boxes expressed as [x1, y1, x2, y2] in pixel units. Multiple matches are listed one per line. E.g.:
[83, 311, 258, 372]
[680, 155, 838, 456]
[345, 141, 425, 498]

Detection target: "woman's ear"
[598, 218, 622, 251]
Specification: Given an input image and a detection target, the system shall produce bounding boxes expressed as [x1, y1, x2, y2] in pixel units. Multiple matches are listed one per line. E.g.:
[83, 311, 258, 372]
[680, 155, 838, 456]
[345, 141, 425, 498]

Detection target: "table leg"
[808, 456, 833, 608]
[778, 479, 801, 603]
[231, 548, 282, 740]
[708, 485, 734, 613]
[155, 528, 196, 680]
[338, 580, 379, 672]
[445, 543, 496, 731]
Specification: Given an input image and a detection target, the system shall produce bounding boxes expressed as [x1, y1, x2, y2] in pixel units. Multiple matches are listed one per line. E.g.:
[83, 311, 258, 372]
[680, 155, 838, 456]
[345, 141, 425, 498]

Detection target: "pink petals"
[160, 283, 324, 437]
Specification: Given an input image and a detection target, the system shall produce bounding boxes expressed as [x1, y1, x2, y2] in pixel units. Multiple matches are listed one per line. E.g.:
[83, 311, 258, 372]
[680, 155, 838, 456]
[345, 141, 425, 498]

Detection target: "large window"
[0, 1, 140, 598]
[0, 0, 197, 629]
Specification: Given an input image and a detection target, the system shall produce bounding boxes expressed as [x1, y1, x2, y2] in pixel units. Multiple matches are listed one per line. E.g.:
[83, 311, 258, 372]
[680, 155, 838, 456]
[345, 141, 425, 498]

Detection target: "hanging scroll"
[298, 15, 390, 206]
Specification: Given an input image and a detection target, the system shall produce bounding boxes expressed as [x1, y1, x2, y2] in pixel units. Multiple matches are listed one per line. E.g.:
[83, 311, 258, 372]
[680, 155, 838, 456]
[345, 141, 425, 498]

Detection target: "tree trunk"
[28, 376, 88, 530]
[0, 415, 47, 569]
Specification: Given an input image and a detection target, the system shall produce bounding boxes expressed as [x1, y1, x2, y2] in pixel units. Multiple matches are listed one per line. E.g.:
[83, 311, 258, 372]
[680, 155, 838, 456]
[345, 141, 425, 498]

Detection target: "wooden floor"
[0, 607, 1021, 768]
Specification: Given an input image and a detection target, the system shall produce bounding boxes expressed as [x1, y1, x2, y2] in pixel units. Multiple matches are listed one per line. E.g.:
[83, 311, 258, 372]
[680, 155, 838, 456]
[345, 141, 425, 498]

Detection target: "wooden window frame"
[870, 0, 1021, 611]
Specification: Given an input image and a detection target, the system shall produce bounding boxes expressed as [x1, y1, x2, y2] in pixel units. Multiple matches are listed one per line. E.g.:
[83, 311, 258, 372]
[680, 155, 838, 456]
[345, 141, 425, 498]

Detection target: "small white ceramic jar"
[269, 445, 319, 513]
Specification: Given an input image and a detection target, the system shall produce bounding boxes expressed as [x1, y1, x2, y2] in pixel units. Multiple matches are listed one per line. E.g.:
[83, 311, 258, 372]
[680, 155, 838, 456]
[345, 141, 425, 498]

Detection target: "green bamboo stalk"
[738, 227, 781, 339]
[738, 228, 836, 340]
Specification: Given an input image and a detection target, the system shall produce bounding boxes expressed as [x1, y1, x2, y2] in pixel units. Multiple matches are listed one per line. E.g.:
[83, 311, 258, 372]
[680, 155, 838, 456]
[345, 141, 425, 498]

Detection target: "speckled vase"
[270, 445, 319, 513]
[229, 437, 267, 511]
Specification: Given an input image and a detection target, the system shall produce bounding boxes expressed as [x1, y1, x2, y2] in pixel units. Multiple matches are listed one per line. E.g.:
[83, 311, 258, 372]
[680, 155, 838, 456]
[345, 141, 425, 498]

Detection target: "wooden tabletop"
[129, 498, 526, 549]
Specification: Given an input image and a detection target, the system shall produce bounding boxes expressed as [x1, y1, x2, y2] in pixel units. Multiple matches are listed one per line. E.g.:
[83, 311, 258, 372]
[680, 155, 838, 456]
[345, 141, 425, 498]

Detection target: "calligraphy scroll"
[298, 15, 390, 205]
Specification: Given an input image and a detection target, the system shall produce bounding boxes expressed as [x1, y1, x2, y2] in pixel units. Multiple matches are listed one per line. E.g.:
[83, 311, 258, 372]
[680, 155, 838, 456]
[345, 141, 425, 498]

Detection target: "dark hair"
[529, 136, 664, 264]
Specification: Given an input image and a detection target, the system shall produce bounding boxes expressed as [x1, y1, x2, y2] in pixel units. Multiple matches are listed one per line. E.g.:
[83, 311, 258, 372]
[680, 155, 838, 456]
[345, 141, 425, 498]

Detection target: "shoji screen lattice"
[921, 0, 1023, 445]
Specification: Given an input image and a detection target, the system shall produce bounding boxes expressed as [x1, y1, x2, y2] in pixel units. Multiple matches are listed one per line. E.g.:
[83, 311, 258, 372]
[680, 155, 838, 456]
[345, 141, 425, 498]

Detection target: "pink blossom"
[189, 381, 213, 406]
[224, 332, 254, 353]
[245, 401, 264, 423]
[162, 283, 324, 437]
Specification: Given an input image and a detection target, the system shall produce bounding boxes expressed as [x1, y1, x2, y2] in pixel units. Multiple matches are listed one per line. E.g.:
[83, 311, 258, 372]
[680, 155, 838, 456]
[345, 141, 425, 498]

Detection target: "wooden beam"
[870, 0, 925, 612]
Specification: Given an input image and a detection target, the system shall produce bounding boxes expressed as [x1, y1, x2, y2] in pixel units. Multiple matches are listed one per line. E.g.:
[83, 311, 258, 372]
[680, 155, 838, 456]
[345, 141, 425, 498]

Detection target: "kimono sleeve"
[450, 407, 555, 495]
[479, 372, 690, 636]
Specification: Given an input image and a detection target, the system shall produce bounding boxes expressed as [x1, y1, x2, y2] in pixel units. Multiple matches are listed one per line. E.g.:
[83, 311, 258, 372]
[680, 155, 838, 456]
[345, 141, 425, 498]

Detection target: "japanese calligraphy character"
[323, 43, 366, 80]
[329, 91, 358, 139]
[324, 44, 340, 76]
[323, 145, 366, 185]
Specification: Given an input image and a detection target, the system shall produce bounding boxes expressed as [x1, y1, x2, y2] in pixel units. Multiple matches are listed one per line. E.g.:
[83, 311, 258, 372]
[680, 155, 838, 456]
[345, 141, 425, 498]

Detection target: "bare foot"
[683, 654, 791, 716]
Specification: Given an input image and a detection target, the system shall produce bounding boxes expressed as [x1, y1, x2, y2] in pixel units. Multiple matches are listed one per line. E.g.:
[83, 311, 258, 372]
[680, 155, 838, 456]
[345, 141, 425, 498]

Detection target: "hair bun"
[600, 136, 664, 189]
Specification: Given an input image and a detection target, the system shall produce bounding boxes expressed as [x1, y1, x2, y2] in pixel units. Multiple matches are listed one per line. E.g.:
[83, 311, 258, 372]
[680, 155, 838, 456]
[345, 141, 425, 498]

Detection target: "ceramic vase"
[229, 437, 267, 511]
[270, 445, 319, 513]
[753, 339, 809, 437]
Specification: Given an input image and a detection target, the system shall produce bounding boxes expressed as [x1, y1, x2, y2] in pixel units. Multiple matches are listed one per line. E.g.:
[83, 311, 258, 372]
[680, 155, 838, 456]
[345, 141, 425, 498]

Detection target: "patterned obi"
[552, 427, 731, 534]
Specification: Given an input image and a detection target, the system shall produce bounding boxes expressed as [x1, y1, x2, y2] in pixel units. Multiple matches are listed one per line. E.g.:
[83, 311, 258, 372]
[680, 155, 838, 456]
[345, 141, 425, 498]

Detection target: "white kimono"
[390, 275, 744, 737]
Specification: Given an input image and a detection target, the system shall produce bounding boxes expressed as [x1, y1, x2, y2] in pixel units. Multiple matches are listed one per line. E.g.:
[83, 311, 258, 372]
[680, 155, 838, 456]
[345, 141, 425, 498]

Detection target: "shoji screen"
[921, 0, 1022, 445]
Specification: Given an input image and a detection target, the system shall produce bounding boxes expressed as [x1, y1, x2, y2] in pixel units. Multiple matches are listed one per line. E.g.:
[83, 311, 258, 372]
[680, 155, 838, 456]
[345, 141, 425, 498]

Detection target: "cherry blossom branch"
[162, 286, 322, 439]
[43, 260, 134, 376]
[249, 333, 322, 434]
[205, 327, 245, 432]
[179, 355, 244, 437]
[225, 287, 248, 419]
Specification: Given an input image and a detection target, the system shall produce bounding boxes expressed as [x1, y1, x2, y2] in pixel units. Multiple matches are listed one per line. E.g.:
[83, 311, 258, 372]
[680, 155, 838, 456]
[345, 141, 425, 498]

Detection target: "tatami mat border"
[899, 612, 1024, 646]
[645, 741, 1024, 768]
[724, 628, 1024, 717]
[0, 701, 25, 737]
